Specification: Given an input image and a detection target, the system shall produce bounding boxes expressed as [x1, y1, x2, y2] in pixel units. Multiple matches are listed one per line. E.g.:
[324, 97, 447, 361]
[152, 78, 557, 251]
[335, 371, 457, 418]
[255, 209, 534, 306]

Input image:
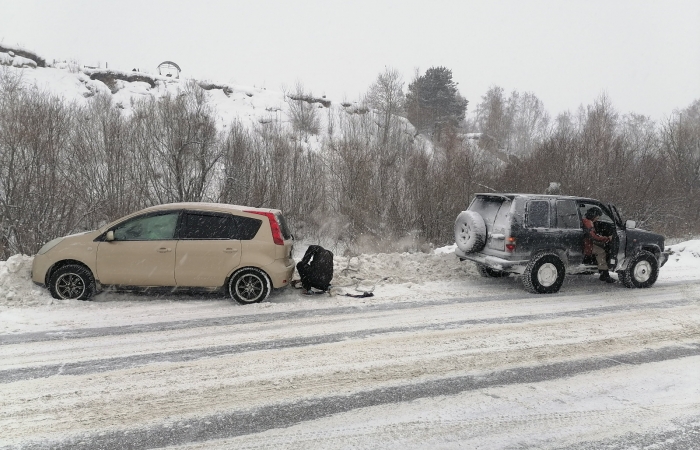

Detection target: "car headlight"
[38, 237, 64, 255]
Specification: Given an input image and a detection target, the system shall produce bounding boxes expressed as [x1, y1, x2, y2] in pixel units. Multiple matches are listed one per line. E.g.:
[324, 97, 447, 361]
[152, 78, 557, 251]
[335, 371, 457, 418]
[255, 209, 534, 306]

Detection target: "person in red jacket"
[583, 207, 615, 283]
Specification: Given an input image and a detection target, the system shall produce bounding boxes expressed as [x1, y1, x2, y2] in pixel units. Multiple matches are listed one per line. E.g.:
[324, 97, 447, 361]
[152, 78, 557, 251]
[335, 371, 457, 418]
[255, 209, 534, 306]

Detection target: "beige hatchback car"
[32, 203, 295, 304]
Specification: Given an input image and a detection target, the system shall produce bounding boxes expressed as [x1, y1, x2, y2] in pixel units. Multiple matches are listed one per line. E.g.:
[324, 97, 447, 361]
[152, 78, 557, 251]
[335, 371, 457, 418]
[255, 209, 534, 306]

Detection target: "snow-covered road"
[1, 242, 700, 449]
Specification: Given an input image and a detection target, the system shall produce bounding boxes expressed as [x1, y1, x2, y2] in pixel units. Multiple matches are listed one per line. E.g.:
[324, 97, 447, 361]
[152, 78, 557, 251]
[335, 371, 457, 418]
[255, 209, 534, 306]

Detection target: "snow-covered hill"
[1, 44, 379, 141]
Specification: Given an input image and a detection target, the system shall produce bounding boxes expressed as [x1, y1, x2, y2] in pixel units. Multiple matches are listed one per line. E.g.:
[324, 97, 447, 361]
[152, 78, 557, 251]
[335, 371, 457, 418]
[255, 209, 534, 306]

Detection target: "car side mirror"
[625, 220, 636, 229]
[106, 230, 115, 241]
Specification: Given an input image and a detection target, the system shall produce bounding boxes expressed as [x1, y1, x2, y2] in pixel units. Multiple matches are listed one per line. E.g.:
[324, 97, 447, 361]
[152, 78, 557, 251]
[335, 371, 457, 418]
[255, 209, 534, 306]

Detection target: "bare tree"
[130, 81, 222, 204]
[365, 67, 405, 146]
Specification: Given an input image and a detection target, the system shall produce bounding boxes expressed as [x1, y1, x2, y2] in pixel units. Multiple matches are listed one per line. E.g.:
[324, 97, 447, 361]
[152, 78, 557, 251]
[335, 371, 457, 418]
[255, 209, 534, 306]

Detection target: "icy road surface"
[1, 243, 700, 449]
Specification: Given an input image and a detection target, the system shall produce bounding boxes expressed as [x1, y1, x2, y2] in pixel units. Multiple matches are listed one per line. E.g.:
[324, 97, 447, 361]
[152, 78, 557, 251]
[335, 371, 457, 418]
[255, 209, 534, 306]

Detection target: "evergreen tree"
[405, 66, 468, 137]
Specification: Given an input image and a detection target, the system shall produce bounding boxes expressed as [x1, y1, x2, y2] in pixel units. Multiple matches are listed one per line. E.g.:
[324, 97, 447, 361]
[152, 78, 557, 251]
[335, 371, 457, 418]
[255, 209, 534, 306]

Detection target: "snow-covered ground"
[1, 242, 700, 449]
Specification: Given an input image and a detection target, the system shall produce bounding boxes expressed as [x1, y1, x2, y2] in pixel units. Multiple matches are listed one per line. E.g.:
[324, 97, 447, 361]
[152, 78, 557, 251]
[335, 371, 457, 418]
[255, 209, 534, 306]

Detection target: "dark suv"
[454, 193, 669, 294]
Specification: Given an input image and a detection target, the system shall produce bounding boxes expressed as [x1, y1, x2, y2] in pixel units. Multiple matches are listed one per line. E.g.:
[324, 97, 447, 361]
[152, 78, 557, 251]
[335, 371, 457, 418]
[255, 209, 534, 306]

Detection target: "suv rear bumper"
[455, 249, 529, 274]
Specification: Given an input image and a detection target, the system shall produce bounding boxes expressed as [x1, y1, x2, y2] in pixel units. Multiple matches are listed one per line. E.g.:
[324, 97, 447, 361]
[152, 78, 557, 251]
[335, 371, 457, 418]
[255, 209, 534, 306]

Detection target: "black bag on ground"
[296, 245, 334, 292]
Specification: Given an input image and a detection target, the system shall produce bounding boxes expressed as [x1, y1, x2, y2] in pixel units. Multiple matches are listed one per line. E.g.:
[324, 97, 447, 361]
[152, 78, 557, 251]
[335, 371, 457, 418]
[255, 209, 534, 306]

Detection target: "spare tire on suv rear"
[454, 210, 486, 253]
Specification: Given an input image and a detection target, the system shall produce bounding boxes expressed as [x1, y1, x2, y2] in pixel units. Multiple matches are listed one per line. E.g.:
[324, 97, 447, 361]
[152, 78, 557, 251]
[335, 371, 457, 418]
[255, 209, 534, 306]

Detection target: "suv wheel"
[522, 252, 565, 294]
[228, 268, 271, 305]
[477, 264, 509, 278]
[454, 211, 486, 253]
[618, 250, 658, 288]
[48, 264, 96, 300]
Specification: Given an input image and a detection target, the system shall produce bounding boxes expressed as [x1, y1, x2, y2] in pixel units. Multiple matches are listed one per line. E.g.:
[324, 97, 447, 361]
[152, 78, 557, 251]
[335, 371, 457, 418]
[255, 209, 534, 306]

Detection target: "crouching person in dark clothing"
[296, 245, 334, 294]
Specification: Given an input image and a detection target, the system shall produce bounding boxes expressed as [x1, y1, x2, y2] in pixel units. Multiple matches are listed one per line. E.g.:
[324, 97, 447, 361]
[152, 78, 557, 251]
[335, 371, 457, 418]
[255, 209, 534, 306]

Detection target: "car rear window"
[469, 196, 509, 230]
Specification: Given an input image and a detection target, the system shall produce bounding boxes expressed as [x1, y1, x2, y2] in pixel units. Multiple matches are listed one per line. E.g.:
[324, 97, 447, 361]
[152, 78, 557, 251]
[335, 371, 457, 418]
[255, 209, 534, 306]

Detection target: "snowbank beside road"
[662, 240, 700, 282]
[0, 255, 52, 307]
[2, 240, 699, 310]
[0, 249, 478, 309]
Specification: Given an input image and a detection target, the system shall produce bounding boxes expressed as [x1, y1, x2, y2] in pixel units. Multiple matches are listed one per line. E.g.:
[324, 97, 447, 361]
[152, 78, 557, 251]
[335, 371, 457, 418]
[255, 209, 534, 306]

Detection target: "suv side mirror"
[625, 220, 636, 229]
[106, 230, 115, 241]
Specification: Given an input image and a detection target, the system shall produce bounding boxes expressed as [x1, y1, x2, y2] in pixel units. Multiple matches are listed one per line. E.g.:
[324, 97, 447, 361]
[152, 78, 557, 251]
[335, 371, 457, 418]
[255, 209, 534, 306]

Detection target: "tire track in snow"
[9, 343, 700, 450]
[0, 291, 532, 345]
[2, 283, 695, 346]
[1, 297, 696, 384]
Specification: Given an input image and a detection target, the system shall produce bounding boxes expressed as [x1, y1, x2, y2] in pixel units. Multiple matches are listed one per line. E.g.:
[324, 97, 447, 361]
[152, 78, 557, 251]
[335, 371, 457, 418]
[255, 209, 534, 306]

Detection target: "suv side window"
[556, 200, 580, 229]
[527, 200, 550, 228]
[113, 212, 179, 241]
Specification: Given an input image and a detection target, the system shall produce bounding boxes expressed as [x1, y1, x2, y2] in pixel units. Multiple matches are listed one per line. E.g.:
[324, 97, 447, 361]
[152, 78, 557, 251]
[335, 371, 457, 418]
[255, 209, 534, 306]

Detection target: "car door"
[96, 211, 179, 286]
[608, 204, 627, 267]
[524, 199, 554, 254]
[174, 211, 243, 287]
[554, 199, 585, 266]
[578, 201, 618, 268]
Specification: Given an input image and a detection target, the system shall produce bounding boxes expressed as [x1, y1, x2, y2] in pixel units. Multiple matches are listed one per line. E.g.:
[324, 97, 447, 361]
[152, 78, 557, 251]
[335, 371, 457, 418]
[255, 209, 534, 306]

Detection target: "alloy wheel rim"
[56, 273, 85, 299]
[236, 274, 263, 301]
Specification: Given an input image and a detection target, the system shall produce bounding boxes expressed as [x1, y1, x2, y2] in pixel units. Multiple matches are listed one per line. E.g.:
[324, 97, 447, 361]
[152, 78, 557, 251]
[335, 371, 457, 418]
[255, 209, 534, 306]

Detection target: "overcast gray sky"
[1, 0, 699, 120]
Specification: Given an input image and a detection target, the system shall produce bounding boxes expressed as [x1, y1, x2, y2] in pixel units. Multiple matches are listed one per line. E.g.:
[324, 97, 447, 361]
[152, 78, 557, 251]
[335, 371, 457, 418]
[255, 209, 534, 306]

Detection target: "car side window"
[180, 213, 233, 240]
[231, 215, 262, 240]
[556, 200, 580, 229]
[526, 200, 550, 228]
[113, 212, 179, 241]
[179, 212, 263, 240]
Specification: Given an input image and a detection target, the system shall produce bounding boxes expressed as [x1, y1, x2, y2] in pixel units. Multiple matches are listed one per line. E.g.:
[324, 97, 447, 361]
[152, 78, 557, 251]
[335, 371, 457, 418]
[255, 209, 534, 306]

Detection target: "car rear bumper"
[264, 258, 296, 288]
[455, 249, 529, 273]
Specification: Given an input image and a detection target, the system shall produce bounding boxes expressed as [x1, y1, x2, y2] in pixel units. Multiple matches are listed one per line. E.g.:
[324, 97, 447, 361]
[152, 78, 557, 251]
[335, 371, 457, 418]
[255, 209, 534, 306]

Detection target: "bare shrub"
[286, 82, 321, 136]
[71, 92, 142, 227]
[0, 74, 78, 258]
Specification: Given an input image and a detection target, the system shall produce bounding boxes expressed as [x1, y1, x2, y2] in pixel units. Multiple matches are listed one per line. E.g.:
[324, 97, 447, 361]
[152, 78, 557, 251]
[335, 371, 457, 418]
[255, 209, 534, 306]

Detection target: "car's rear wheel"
[228, 268, 271, 305]
[477, 264, 510, 278]
[522, 252, 565, 294]
[48, 264, 96, 300]
[454, 211, 486, 253]
[618, 250, 658, 288]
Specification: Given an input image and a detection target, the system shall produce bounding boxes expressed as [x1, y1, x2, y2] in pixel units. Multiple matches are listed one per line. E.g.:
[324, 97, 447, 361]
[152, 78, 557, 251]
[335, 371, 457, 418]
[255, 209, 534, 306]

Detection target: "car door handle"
[224, 248, 239, 253]
[157, 247, 172, 253]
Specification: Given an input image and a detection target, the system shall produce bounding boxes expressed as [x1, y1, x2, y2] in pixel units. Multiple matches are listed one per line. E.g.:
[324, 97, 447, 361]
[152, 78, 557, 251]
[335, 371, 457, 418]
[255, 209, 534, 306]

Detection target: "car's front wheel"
[228, 268, 271, 305]
[618, 250, 658, 288]
[48, 264, 96, 300]
[522, 252, 565, 294]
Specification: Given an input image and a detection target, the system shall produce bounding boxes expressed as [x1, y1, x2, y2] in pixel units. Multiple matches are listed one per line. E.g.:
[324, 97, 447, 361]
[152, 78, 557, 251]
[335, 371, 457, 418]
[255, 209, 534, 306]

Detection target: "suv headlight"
[38, 237, 64, 255]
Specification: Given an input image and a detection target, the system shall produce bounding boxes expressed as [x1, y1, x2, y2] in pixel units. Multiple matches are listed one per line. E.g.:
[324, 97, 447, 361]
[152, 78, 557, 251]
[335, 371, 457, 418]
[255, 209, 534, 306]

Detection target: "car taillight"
[506, 237, 516, 252]
[245, 211, 285, 245]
